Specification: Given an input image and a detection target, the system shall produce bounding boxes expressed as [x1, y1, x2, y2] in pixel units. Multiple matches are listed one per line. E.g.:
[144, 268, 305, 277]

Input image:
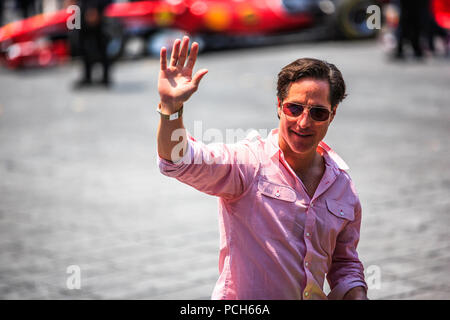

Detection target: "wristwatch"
[157, 103, 183, 120]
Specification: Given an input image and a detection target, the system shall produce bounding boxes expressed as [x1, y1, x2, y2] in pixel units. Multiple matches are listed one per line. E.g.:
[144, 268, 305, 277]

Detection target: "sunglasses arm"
[276, 98, 282, 118]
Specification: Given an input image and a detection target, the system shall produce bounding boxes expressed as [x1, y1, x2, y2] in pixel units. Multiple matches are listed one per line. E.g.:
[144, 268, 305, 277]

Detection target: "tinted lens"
[310, 107, 330, 121]
[283, 103, 330, 121]
[283, 103, 304, 117]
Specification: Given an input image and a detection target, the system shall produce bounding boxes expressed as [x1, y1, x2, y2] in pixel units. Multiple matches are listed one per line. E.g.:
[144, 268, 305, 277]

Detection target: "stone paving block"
[1, 40, 449, 300]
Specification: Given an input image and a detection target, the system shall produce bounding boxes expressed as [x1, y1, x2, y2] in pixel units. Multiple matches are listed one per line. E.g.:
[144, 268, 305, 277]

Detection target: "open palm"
[158, 37, 208, 112]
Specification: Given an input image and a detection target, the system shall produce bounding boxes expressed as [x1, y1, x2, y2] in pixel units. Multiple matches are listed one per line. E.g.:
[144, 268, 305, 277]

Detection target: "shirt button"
[304, 292, 309, 297]
[305, 262, 309, 267]
[275, 192, 280, 197]
[306, 232, 311, 237]
[340, 211, 344, 216]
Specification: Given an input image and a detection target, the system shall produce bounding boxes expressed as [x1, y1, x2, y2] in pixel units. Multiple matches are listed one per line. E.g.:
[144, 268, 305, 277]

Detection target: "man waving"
[157, 36, 368, 300]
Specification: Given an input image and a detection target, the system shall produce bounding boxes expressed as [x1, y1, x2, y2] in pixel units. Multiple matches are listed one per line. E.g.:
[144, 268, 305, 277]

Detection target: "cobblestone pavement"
[0, 40, 449, 300]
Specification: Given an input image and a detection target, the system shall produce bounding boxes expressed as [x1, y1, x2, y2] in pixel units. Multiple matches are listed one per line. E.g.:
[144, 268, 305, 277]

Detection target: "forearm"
[157, 103, 187, 162]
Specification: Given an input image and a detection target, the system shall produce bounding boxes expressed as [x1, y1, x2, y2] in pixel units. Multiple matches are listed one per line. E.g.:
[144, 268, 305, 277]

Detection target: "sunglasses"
[282, 102, 332, 122]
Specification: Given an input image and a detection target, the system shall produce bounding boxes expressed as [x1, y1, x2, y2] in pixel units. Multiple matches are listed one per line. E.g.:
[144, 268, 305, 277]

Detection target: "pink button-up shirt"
[158, 128, 367, 300]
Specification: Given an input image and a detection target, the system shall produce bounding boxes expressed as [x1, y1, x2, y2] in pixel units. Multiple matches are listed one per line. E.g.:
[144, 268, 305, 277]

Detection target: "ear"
[330, 104, 338, 123]
[277, 97, 282, 119]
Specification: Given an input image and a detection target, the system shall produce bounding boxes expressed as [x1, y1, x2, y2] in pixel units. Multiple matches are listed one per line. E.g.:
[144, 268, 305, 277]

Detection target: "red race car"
[0, 0, 390, 68]
[432, 0, 450, 29]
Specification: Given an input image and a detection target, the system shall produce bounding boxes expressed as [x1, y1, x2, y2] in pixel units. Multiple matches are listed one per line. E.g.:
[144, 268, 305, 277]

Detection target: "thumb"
[192, 69, 208, 88]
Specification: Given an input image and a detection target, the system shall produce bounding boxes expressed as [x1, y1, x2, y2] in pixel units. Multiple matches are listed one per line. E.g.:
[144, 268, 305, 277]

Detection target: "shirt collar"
[266, 128, 349, 171]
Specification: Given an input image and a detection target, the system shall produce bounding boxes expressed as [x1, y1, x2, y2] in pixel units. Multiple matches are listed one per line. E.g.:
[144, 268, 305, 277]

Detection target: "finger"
[160, 46, 167, 70]
[170, 39, 181, 67]
[177, 36, 190, 67]
[192, 68, 208, 88]
[185, 42, 199, 71]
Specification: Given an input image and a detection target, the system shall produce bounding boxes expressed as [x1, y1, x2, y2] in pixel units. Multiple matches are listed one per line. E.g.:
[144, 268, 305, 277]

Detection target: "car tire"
[334, 0, 382, 39]
[104, 18, 126, 62]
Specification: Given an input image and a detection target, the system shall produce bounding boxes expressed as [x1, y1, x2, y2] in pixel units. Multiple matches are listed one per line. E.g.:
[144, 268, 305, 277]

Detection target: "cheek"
[279, 119, 293, 141]
[316, 123, 330, 139]
[280, 118, 295, 135]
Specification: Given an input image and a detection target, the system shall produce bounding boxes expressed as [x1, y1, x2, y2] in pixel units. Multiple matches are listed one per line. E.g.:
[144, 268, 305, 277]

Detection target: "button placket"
[303, 203, 316, 300]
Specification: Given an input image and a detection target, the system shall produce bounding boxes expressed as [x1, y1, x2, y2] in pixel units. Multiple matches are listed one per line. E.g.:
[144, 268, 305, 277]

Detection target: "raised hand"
[158, 36, 208, 114]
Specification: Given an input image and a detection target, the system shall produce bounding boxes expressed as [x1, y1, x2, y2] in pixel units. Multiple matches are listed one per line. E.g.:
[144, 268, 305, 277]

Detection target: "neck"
[278, 137, 322, 176]
[286, 149, 321, 176]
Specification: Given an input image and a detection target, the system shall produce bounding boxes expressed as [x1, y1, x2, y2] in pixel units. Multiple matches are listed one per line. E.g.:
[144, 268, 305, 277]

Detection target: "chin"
[287, 133, 316, 154]
[290, 143, 315, 155]
[286, 139, 316, 156]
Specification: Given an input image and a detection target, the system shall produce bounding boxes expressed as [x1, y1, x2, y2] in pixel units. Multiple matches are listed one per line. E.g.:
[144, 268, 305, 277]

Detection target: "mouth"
[291, 130, 313, 138]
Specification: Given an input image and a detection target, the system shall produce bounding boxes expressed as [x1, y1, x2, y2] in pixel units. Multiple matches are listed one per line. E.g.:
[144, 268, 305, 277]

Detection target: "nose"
[297, 108, 312, 128]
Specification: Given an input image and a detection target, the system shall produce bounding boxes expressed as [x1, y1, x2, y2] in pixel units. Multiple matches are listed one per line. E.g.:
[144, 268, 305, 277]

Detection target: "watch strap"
[157, 104, 183, 120]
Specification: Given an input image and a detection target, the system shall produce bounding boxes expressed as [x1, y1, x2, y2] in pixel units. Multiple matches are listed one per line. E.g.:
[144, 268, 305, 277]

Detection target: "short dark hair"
[277, 58, 347, 112]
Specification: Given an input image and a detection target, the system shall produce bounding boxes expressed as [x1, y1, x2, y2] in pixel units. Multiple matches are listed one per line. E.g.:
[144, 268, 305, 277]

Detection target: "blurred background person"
[394, 0, 449, 59]
[74, 0, 113, 88]
[395, 0, 426, 59]
[0, 0, 4, 26]
[423, 0, 449, 56]
[16, 0, 38, 18]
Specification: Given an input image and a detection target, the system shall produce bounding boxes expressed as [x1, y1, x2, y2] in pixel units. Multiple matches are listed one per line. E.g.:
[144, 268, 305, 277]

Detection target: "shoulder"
[336, 169, 359, 194]
[223, 129, 267, 157]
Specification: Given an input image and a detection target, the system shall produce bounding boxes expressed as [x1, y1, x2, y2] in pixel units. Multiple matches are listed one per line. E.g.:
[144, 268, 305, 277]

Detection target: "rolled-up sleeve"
[158, 132, 260, 200]
[327, 200, 367, 300]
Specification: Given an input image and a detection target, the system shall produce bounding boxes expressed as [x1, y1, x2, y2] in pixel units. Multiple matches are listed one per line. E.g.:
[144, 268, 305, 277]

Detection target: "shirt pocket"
[251, 178, 297, 240]
[257, 179, 297, 202]
[325, 199, 355, 222]
[318, 199, 356, 256]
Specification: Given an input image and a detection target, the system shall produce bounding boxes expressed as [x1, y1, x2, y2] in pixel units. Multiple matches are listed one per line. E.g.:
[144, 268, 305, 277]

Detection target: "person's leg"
[433, 22, 449, 56]
[410, 1, 424, 57]
[396, 10, 405, 58]
[396, 30, 405, 58]
[410, 22, 423, 57]
[83, 57, 92, 83]
[77, 32, 93, 86]
[0, 1, 4, 26]
[427, 28, 435, 53]
[18, 0, 28, 18]
[422, 0, 436, 53]
[24, 0, 34, 18]
[98, 28, 111, 85]
[101, 58, 110, 85]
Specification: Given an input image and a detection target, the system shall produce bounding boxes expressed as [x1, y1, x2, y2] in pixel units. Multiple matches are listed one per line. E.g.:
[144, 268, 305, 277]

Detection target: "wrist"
[159, 100, 183, 114]
[157, 103, 184, 121]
